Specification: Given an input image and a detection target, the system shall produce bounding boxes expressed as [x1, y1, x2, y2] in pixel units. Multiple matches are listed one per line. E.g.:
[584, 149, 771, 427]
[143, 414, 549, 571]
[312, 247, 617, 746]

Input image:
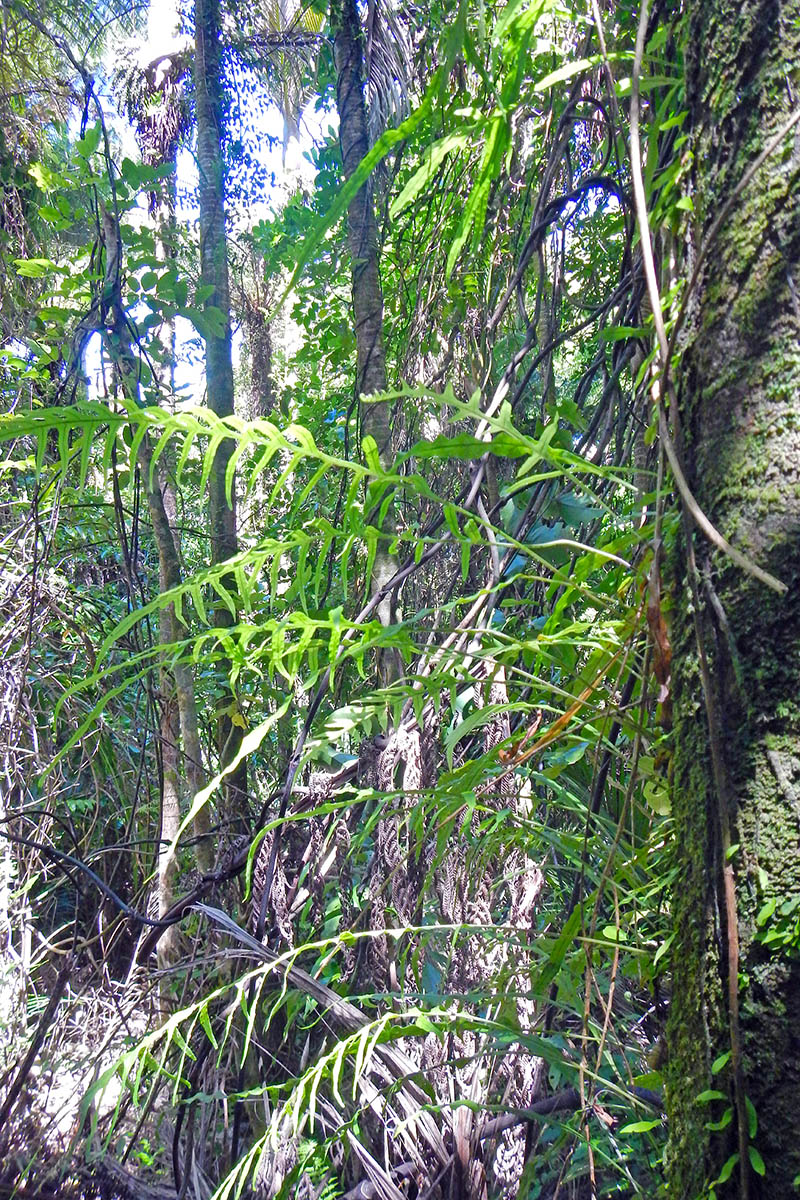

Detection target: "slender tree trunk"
[150, 464, 214, 983]
[239, 259, 277, 421]
[155, 563, 181, 975]
[332, 0, 389, 417]
[158, 466, 215, 870]
[149, 172, 215, 882]
[194, 0, 247, 821]
[667, 1, 800, 1195]
[331, 0, 398, 683]
[136, 0, 215, 879]
[101, 203, 214, 982]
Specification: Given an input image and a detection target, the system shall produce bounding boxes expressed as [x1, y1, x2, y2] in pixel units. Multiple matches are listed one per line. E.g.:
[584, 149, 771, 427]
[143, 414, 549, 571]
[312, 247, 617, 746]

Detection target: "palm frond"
[364, 0, 412, 143]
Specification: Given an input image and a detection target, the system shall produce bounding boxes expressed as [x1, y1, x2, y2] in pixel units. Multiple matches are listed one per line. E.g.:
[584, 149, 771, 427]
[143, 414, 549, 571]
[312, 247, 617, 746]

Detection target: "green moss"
[662, 563, 726, 1195]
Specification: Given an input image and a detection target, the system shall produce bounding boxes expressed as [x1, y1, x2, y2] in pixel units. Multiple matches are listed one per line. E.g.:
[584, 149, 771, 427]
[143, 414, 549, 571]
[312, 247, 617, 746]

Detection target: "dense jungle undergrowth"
[1, 0, 798, 1197]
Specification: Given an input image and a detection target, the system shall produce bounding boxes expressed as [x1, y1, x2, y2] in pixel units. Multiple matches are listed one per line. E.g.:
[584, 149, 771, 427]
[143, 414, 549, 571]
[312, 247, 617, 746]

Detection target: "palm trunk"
[667, 0, 800, 1194]
[194, 0, 247, 821]
[331, 0, 398, 683]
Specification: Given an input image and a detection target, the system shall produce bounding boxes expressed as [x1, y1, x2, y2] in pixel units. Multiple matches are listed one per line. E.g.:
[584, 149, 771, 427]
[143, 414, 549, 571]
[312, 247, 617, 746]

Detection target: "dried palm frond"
[195, 902, 451, 1184]
[363, 0, 411, 144]
[112, 36, 192, 173]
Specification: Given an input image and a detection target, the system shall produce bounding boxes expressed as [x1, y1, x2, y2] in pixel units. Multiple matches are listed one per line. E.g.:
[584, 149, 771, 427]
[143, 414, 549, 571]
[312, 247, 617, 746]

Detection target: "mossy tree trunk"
[666, 1, 800, 1195]
[195, 0, 247, 824]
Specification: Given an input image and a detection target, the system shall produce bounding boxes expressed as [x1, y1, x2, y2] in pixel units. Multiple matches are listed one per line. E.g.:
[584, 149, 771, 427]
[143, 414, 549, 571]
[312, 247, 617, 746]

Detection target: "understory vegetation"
[1, 0, 798, 1197]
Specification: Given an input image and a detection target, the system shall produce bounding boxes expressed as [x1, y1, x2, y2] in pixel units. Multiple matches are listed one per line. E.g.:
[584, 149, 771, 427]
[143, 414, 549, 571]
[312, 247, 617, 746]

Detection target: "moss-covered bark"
[667, 1, 800, 1195]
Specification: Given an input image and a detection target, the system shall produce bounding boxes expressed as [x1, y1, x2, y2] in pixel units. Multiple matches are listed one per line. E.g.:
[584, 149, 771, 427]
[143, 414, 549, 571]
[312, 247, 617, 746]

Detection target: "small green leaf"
[38, 204, 65, 223]
[748, 1146, 765, 1176]
[414, 1014, 438, 1037]
[29, 161, 68, 189]
[186, 305, 227, 340]
[198, 1006, 218, 1049]
[14, 257, 57, 279]
[121, 157, 144, 187]
[643, 777, 671, 815]
[705, 1106, 732, 1131]
[717, 1153, 739, 1185]
[745, 1095, 758, 1138]
[460, 537, 471, 581]
[633, 1071, 663, 1088]
[711, 1051, 731, 1075]
[660, 110, 688, 131]
[76, 122, 102, 159]
[361, 434, 381, 474]
[618, 1118, 662, 1134]
[534, 54, 615, 92]
[600, 325, 649, 342]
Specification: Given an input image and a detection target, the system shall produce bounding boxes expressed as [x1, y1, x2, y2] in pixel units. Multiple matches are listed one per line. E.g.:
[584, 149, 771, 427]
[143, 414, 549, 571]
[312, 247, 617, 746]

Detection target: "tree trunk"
[101, 197, 215, 975]
[150, 467, 214, 982]
[157, 464, 215, 871]
[155, 557, 181, 976]
[331, 0, 398, 683]
[667, 1, 800, 1195]
[137, 0, 215, 878]
[194, 0, 247, 822]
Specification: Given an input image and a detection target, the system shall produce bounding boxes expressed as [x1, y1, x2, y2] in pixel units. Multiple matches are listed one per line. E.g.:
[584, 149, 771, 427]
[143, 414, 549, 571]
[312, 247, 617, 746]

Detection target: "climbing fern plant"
[0, 0, 685, 1194]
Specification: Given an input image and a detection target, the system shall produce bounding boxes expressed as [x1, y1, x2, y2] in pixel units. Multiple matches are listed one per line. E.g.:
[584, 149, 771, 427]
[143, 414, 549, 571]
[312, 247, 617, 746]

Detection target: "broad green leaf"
[14, 257, 58, 279]
[76, 122, 102, 159]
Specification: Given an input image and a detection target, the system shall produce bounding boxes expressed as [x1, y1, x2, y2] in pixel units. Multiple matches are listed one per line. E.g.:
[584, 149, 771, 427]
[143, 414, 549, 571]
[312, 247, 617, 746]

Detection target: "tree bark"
[135, 0, 215, 880]
[331, 0, 389, 428]
[194, 0, 247, 822]
[155, 566, 181, 975]
[151, 468, 213, 976]
[331, 0, 399, 683]
[667, 1, 800, 1195]
[101, 196, 215, 974]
